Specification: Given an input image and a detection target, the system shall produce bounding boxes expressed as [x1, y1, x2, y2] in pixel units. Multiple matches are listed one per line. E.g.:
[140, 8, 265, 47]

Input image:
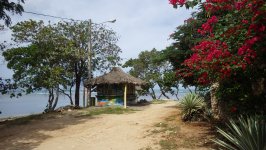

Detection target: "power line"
[23, 11, 116, 25]
[23, 11, 84, 22]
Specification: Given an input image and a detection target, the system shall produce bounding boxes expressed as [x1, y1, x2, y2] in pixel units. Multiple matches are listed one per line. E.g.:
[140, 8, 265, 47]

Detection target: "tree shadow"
[0, 112, 97, 150]
[164, 105, 179, 109]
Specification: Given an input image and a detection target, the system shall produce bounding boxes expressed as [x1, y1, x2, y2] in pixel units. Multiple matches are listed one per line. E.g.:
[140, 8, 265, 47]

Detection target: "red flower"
[259, 25, 265, 32]
[230, 106, 237, 113]
[177, 0, 186, 5]
[242, 20, 248, 24]
[198, 16, 218, 36]
[169, 0, 178, 5]
[235, 2, 244, 10]
[169, 0, 186, 5]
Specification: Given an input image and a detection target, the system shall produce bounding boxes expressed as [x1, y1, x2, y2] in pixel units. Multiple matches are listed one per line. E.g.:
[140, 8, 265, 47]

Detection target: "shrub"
[214, 115, 266, 150]
[179, 93, 205, 121]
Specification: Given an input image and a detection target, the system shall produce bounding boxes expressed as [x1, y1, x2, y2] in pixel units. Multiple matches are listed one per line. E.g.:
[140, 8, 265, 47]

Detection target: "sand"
[0, 101, 178, 150]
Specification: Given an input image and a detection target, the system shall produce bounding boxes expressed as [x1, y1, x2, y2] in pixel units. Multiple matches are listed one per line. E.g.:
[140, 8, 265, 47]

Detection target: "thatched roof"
[87, 67, 146, 85]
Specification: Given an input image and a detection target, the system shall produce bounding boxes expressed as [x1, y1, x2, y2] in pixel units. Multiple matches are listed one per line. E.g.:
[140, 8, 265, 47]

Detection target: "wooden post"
[87, 19, 92, 108]
[124, 84, 127, 108]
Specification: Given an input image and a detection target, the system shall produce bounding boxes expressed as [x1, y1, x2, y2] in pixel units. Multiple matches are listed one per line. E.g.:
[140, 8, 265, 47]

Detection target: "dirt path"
[0, 101, 178, 150]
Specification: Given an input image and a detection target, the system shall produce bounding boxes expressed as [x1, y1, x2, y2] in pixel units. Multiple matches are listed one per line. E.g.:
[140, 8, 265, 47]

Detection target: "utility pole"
[86, 19, 92, 107]
[85, 19, 116, 107]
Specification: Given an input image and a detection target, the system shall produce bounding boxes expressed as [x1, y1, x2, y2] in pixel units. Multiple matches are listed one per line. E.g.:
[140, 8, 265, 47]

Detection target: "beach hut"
[86, 67, 146, 108]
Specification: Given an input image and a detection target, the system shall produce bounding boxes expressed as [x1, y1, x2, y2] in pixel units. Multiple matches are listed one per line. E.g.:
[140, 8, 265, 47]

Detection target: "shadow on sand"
[0, 111, 97, 150]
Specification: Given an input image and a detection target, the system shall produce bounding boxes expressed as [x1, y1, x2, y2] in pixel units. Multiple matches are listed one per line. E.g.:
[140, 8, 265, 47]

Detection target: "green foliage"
[169, 0, 266, 115]
[123, 48, 178, 99]
[3, 19, 121, 108]
[162, 6, 207, 87]
[179, 93, 205, 121]
[214, 115, 266, 150]
[0, 0, 25, 26]
[151, 99, 167, 104]
[216, 77, 266, 115]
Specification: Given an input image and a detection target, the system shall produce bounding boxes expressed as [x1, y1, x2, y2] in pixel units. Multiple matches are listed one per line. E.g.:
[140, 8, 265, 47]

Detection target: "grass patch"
[154, 122, 168, 128]
[159, 140, 177, 150]
[150, 129, 163, 134]
[180, 137, 198, 148]
[80, 107, 135, 116]
[139, 146, 153, 150]
[164, 115, 176, 122]
[147, 114, 181, 150]
[151, 100, 167, 104]
[168, 126, 180, 132]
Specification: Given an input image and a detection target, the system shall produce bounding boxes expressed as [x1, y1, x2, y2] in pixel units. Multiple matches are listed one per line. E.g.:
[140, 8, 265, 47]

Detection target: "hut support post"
[124, 84, 127, 108]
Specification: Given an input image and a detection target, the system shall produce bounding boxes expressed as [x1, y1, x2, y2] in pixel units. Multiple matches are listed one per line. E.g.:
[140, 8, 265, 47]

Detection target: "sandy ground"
[0, 101, 216, 150]
[0, 101, 179, 150]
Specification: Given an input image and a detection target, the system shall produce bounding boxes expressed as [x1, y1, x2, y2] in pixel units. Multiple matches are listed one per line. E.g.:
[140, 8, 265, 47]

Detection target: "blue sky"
[0, 0, 194, 78]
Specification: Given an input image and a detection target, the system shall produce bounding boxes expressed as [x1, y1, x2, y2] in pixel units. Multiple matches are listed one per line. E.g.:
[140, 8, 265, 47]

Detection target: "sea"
[0, 89, 189, 119]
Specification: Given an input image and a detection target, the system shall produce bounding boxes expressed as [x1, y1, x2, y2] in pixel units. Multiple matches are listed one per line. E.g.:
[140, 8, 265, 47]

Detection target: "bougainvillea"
[197, 16, 218, 36]
[170, 0, 266, 85]
[169, 0, 186, 6]
[169, 0, 266, 114]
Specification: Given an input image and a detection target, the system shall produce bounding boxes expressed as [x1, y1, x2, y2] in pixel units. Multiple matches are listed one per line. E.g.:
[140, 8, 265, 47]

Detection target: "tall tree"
[124, 49, 176, 99]
[3, 19, 121, 109]
[3, 21, 67, 111]
[56, 21, 121, 106]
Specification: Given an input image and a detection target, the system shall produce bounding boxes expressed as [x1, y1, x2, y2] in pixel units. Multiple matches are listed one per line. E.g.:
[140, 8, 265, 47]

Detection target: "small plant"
[79, 107, 134, 117]
[214, 115, 266, 150]
[179, 93, 205, 121]
[151, 99, 167, 104]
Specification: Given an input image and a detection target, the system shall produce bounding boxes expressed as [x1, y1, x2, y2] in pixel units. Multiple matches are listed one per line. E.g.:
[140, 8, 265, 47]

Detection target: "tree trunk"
[48, 89, 54, 108]
[69, 83, 74, 105]
[158, 93, 163, 99]
[175, 94, 180, 100]
[210, 83, 219, 120]
[210, 82, 227, 121]
[75, 76, 81, 107]
[52, 86, 59, 110]
[187, 87, 193, 93]
[158, 84, 170, 99]
[150, 88, 157, 99]
[45, 89, 56, 112]
[74, 62, 81, 107]
[194, 86, 198, 94]
[59, 87, 73, 105]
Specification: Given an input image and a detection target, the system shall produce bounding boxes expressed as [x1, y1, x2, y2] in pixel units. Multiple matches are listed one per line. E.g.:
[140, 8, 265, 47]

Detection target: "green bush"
[179, 93, 205, 121]
[214, 115, 266, 150]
